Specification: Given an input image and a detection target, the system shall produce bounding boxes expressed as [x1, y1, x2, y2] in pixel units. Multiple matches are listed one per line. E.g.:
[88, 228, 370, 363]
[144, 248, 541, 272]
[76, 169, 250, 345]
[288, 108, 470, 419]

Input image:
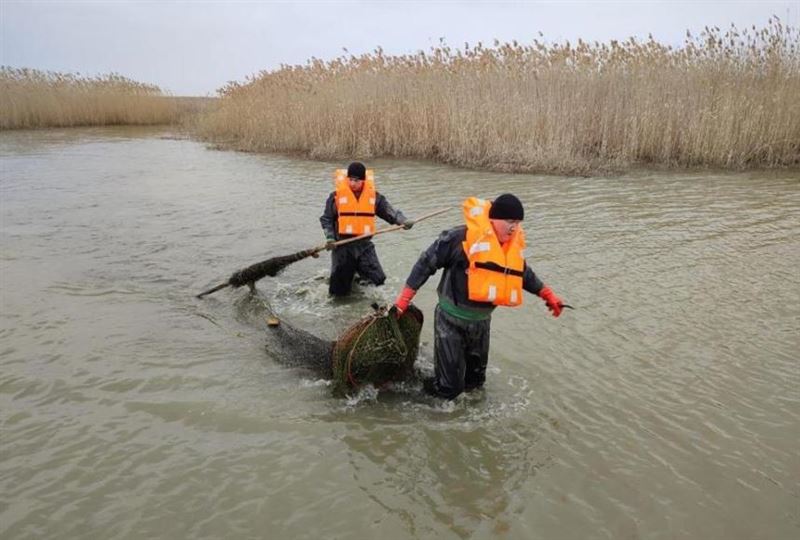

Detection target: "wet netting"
[330, 304, 423, 396]
[229, 248, 319, 286]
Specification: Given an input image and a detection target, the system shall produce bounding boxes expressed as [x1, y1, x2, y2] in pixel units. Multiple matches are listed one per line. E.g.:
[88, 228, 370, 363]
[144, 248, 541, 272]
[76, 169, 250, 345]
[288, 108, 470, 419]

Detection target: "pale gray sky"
[2, 1, 797, 96]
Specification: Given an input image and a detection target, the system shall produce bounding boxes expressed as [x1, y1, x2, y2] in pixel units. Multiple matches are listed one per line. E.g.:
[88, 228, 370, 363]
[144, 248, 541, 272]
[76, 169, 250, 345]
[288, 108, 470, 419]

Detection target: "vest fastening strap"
[474, 261, 525, 277]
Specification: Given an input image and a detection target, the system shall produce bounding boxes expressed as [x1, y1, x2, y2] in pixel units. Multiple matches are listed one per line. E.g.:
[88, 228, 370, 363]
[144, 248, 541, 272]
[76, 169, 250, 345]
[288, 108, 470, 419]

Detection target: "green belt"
[437, 296, 493, 321]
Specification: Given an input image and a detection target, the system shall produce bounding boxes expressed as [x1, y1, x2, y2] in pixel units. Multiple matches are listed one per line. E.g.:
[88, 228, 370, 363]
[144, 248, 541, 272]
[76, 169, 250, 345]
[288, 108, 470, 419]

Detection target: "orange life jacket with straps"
[461, 197, 526, 307]
[334, 169, 377, 236]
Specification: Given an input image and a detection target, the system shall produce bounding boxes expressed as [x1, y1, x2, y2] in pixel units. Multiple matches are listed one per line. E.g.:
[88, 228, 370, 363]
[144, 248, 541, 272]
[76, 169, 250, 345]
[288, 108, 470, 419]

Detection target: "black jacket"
[405, 226, 544, 313]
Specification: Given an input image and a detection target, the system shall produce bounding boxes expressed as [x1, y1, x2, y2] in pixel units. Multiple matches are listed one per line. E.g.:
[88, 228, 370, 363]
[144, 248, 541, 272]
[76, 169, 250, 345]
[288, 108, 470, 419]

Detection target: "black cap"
[347, 161, 366, 180]
[489, 194, 524, 220]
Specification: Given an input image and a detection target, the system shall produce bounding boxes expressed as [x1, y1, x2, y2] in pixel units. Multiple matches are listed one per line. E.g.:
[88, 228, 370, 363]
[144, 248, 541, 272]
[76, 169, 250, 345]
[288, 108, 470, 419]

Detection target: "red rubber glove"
[538, 286, 563, 318]
[394, 285, 416, 316]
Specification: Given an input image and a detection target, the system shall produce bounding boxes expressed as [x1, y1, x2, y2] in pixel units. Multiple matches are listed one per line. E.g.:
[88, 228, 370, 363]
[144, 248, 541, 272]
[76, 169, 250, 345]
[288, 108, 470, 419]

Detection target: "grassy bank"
[195, 19, 799, 174]
[0, 68, 208, 129]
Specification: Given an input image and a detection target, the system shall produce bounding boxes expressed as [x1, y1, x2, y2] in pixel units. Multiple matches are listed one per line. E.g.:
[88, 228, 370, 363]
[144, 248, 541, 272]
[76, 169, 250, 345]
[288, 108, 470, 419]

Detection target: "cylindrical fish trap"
[331, 304, 423, 396]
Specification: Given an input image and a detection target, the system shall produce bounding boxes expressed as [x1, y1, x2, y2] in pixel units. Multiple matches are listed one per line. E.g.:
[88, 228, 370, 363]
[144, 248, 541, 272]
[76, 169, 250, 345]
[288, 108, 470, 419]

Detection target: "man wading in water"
[393, 194, 566, 400]
[320, 162, 413, 296]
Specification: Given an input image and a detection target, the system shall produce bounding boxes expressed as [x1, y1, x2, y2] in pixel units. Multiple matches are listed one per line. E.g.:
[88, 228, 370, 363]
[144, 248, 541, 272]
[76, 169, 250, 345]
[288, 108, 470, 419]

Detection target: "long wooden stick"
[320, 207, 450, 251]
[196, 207, 450, 298]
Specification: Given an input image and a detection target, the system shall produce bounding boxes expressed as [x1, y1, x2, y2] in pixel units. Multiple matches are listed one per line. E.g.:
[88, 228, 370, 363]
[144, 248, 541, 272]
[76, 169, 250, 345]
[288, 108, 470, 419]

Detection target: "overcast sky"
[2, 1, 797, 96]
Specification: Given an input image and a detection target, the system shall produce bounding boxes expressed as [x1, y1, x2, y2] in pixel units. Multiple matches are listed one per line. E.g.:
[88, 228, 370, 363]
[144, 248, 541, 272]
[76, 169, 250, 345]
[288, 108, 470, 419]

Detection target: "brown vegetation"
[0, 68, 208, 129]
[195, 18, 800, 174]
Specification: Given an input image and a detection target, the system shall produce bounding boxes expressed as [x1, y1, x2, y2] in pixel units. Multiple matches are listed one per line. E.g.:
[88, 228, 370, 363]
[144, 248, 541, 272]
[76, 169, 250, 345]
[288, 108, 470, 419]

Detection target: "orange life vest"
[334, 168, 377, 236]
[461, 197, 526, 307]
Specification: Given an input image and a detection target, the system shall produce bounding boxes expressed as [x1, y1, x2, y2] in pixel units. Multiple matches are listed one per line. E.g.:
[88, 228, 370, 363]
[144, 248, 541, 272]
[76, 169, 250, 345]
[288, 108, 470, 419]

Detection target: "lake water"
[1, 127, 798, 539]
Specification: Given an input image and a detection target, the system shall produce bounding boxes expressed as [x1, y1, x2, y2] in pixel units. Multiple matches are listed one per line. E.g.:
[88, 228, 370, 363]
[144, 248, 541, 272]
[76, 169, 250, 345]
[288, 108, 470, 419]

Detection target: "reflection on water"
[335, 417, 553, 538]
[1, 127, 798, 539]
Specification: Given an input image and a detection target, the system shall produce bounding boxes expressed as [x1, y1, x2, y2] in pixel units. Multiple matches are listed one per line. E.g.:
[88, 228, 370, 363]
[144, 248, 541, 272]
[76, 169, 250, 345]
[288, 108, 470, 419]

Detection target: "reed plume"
[195, 18, 800, 174]
[0, 68, 203, 129]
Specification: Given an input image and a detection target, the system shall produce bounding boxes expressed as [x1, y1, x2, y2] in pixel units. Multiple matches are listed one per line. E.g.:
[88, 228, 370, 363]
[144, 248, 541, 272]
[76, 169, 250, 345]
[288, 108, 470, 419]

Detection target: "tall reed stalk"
[0, 68, 188, 129]
[196, 18, 800, 174]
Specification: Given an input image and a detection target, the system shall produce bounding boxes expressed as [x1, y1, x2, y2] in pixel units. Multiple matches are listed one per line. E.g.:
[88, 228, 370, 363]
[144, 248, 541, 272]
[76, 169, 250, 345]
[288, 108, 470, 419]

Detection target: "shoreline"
[3, 124, 797, 178]
[194, 135, 800, 178]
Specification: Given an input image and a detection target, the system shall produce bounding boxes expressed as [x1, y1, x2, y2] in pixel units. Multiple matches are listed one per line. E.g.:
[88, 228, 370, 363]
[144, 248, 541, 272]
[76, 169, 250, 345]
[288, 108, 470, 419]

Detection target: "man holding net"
[320, 161, 413, 296]
[393, 194, 566, 400]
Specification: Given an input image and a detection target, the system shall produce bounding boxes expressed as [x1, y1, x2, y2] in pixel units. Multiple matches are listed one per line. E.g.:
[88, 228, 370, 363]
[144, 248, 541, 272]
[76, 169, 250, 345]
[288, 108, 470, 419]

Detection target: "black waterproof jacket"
[404, 226, 545, 314]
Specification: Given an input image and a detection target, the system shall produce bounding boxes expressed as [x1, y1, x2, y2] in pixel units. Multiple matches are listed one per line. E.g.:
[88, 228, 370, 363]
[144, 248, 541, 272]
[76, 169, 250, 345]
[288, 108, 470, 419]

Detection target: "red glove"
[538, 286, 563, 318]
[394, 285, 416, 316]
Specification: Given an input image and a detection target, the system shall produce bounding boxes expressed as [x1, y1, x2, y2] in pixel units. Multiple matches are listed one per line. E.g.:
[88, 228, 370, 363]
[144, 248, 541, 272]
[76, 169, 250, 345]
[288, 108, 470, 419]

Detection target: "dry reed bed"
[196, 19, 800, 174]
[0, 68, 188, 129]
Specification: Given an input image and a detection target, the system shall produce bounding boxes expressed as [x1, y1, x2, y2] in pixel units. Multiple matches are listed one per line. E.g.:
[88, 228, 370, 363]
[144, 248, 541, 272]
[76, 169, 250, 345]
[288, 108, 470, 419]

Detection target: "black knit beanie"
[347, 162, 366, 180]
[489, 194, 524, 220]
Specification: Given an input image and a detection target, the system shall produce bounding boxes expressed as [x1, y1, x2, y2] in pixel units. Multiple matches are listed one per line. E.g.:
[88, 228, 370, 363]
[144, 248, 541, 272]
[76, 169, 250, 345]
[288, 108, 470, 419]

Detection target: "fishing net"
[330, 304, 423, 396]
[228, 248, 318, 287]
[264, 314, 335, 376]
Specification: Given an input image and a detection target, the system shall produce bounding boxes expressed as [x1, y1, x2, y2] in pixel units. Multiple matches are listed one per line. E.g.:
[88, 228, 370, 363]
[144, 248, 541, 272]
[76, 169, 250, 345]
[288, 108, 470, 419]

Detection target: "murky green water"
[1, 127, 798, 539]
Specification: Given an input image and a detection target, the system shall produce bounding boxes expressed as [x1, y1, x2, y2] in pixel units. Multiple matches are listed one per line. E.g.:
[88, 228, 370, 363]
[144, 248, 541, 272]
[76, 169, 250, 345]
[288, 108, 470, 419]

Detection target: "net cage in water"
[331, 304, 423, 396]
